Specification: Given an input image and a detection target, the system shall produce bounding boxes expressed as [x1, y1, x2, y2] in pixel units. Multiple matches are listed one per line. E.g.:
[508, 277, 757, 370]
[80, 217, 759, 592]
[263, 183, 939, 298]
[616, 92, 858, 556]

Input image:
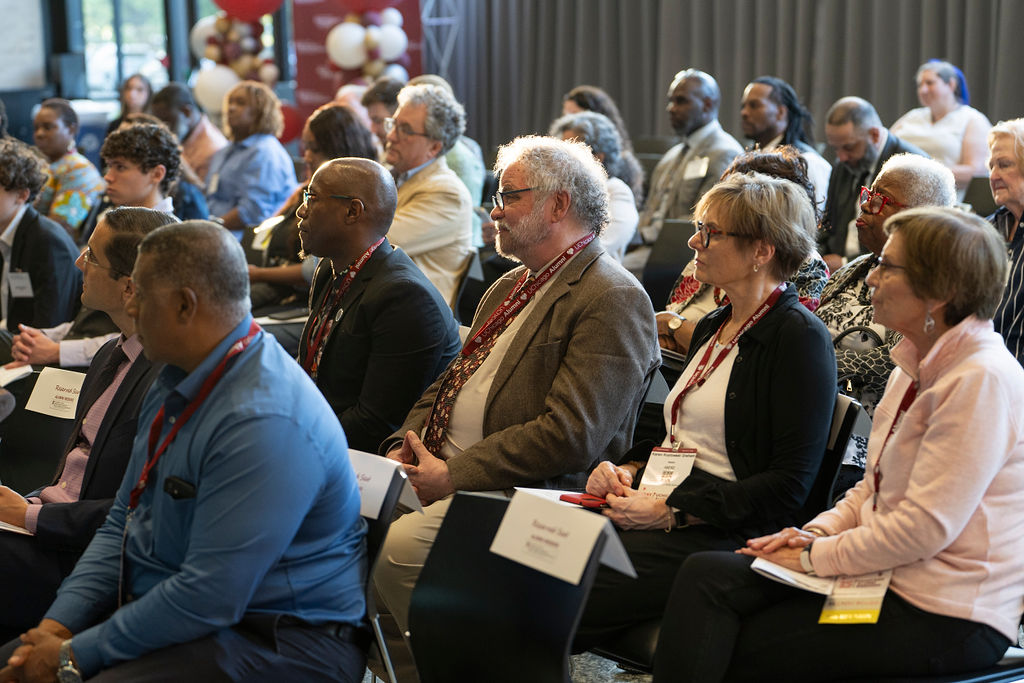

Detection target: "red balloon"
[214, 0, 283, 23]
[279, 104, 303, 144]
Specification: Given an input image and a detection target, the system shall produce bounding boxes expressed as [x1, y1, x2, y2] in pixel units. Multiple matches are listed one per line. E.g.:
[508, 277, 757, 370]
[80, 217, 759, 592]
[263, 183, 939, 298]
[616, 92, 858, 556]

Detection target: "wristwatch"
[799, 540, 816, 576]
[57, 639, 82, 683]
[667, 314, 686, 331]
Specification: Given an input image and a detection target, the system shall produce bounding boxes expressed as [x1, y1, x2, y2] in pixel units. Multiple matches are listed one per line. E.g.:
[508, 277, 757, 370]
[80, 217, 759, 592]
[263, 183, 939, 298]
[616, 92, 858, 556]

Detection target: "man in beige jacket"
[384, 84, 473, 306]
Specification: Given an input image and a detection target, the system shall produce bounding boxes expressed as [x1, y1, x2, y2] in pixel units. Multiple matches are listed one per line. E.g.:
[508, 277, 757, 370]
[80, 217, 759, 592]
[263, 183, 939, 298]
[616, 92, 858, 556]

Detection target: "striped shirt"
[991, 207, 1024, 366]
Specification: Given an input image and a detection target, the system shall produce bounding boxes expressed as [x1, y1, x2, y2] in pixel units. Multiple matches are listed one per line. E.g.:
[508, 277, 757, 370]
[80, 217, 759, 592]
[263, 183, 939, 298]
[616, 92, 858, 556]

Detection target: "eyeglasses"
[859, 187, 906, 215]
[82, 246, 124, 276]
[872, 258, 909, 276]
[382, 117, 432, 140]
[492, 187, 535, 211]
[695, 221, 745, 248]
[302, 189, 356, 205]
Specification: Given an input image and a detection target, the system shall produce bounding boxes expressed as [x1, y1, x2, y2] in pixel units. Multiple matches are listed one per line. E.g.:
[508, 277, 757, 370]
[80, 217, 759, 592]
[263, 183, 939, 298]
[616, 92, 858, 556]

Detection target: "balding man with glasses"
[295, 157, 460, 452]
[383, 84, 474, 307]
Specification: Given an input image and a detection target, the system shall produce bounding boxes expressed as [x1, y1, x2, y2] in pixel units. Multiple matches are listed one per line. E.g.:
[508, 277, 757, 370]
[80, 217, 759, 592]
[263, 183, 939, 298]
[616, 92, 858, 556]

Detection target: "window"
[83, 0, 169, 101]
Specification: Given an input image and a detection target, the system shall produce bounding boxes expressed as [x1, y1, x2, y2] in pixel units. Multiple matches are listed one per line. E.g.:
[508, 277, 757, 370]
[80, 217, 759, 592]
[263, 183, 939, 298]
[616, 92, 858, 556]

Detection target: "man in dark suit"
[0, 207, 176, 641]
[624, 69, 743, 276]
[819, 96, 928, 272]
[0, 139, 81, 337]
[297, 157, 460, 452]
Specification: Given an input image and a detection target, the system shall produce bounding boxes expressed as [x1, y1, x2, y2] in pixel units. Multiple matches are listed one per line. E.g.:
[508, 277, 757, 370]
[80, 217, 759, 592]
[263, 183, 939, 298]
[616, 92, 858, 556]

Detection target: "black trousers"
[0, 614, 368, 682]
[573, 524, 745, 652]
[653, 551, 1010, 683]
[0, 533, 80, 643]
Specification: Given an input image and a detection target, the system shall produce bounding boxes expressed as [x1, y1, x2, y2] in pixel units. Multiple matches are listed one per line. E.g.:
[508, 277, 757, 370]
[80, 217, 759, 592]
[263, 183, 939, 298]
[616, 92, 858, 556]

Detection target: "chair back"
[804, 394, 862, 517]
[963, 175, 998, 218]
[453, 249, 485, 324]
[641, 219, 695, 308]
[408, 492, 605, 683]
[349, 452, 408, 683]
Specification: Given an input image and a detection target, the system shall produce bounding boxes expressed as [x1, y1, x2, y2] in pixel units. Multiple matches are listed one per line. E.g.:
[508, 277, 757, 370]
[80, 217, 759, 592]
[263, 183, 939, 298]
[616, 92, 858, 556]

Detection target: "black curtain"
[428, 0, 1024, 167]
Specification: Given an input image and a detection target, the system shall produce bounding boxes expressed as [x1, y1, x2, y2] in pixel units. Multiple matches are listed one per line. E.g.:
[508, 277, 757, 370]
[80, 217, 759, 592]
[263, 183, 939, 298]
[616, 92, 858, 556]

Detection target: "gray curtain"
[427, 0, 1024, 166]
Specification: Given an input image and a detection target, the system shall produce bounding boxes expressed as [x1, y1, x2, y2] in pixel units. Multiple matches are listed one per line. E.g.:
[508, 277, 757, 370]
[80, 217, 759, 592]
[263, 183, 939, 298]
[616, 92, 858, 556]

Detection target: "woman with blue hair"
[891, 59, 991, 193]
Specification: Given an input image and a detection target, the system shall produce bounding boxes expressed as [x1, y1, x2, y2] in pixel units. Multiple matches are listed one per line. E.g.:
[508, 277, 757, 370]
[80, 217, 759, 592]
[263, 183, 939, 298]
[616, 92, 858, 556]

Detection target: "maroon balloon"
[213, 0, 283, 23]
[279, 104, 303, 144]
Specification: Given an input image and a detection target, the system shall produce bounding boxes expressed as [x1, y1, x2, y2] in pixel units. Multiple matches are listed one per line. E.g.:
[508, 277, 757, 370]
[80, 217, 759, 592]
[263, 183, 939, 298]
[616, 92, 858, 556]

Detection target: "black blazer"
[298, 240, 461, 452]
[666, 286, 838, 538]
[6, 206, 82, 333]
[32, 338, 161, 552]
[818, 133, 928, 256]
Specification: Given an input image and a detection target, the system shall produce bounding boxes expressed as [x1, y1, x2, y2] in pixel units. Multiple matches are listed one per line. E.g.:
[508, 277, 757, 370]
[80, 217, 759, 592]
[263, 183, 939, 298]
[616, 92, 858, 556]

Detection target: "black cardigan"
[665, 286, 838, 538]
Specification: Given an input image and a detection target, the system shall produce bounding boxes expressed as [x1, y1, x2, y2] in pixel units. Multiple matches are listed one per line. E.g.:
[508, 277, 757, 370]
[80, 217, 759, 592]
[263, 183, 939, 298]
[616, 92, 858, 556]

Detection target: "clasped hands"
[585, 461, 679, 531]
[386, 431, 453, 506]
[3, 325, 59, 368]
[0, 619, 72, 683]
[736, 526, 819, 572]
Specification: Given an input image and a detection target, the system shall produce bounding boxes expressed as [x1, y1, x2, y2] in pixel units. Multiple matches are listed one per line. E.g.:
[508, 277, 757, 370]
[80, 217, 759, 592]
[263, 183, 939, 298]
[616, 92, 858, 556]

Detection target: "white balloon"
[326, 22, 367, 70]
[189, 16, 219, 61]
[193, 65, 240, 114]
[378, 24, 408, 62]
[258, 62, 280, 85]
[381, 7, 403, 27]
[383, 64, 409, 83]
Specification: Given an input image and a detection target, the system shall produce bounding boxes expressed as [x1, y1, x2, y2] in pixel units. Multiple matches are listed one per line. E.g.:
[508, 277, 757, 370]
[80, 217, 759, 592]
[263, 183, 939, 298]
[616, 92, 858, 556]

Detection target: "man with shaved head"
[820, 96, 927, 272]
[297, 157, 460, 451]
[626, 69, 742, 274]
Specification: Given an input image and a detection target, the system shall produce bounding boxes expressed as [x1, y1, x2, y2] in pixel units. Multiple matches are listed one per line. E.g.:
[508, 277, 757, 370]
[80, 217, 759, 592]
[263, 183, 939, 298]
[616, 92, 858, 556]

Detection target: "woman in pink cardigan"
[653, 206, 1024, 682]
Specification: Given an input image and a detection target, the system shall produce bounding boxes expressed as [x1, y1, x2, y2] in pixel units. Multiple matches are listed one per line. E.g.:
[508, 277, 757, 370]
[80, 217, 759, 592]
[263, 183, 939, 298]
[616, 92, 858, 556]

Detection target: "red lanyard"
[461, 232, 595, 356]
[302, 237, 385, 373]
[128, 320, 262, 510]
[668, 283, 786, 446]
[872, 379, 918, 511]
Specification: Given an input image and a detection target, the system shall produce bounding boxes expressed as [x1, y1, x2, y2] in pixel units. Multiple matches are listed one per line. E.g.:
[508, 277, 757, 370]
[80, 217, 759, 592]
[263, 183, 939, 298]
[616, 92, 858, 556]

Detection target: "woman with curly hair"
[206, 81, 296, 238]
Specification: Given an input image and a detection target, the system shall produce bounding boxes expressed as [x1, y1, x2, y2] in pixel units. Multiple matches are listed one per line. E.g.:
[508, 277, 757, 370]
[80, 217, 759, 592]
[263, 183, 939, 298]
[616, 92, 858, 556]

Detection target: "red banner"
[291, 0, 422, 125]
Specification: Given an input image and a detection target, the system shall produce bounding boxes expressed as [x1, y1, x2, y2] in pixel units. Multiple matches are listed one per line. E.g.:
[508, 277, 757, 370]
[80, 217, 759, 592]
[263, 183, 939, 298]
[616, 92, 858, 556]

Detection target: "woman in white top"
[550, 111, 639, 263]
[890, 60, 991, 191]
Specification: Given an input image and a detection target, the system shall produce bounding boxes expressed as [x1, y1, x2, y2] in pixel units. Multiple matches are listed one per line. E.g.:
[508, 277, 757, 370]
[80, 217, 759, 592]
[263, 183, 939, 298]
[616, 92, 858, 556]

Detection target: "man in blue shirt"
[1, 221, 367, 682]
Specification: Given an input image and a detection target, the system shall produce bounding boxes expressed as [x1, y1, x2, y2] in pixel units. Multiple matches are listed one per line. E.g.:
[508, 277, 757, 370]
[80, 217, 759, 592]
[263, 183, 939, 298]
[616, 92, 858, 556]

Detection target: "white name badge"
[819, 569, 892, 625]
[25, 367, 85, 419]
[8, 272, 33, 298]
[490, 490, 636, 585]
[683, 156, 710, 180]
[346, 448, 421, 519]
[207, 173, 220, 195]
[638, 447, 696, 499]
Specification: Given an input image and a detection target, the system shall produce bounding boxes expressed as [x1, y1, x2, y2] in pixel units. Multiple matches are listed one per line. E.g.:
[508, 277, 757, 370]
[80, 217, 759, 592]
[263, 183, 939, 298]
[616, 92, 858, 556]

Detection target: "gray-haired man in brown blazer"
[374, 134, 661, 650]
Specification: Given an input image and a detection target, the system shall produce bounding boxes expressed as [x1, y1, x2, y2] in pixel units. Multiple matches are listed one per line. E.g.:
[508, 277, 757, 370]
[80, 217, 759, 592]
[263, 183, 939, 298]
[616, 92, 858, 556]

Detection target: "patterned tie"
[421, 276, 534, 453]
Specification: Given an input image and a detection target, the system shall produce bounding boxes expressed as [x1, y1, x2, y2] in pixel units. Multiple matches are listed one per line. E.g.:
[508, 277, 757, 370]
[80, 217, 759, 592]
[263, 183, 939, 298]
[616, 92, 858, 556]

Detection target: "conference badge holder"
[638, 447, 696, 499]
[818, 569, 892, 625]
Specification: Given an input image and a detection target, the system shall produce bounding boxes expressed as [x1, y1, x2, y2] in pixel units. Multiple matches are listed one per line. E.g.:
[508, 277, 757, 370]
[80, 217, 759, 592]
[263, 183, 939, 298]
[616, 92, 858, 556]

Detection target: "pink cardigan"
[806, 316, 1024, 640]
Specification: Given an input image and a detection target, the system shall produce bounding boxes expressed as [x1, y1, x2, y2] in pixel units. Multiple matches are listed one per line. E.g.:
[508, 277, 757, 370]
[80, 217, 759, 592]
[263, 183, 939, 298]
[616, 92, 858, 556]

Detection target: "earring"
[923, 311, 935, 334]
[753, 263, 759, 273]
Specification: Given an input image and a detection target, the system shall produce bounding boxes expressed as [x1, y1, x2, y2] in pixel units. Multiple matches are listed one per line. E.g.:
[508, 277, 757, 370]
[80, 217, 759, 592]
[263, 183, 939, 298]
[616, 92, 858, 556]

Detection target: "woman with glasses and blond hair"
[654, 206, 1024, 683]
[986, 117, 1024, 365]
[574, 172, 837, 651]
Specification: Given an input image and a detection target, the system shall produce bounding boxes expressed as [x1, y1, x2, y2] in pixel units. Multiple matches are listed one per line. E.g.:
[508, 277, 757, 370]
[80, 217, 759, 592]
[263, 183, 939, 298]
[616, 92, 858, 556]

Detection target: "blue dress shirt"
[45, 315, 367, 676]
[206, 133, 297, 228]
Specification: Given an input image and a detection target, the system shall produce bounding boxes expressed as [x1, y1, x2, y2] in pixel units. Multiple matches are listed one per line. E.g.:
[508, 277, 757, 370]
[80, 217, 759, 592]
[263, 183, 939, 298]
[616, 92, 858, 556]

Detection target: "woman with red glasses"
[813, 154, 955, 477]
